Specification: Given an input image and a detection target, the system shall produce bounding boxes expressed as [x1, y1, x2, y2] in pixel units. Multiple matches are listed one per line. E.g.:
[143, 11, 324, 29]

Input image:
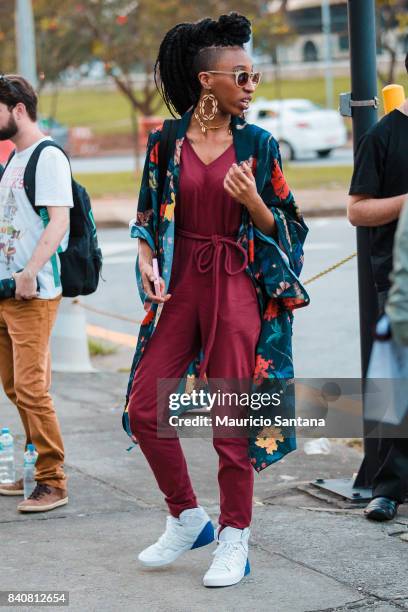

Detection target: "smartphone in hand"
[152, 258, 162, 298]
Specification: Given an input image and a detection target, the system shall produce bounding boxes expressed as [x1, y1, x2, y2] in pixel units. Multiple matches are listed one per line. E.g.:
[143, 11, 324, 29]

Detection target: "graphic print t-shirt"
[0, 137, 73, 299]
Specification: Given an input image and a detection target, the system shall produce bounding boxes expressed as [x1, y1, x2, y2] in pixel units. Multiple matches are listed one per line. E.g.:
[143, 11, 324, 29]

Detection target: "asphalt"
[1, 372, 408, 612]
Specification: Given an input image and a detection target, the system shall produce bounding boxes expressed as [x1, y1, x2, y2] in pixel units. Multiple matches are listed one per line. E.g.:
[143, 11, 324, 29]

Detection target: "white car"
[245, 98, 347, 161]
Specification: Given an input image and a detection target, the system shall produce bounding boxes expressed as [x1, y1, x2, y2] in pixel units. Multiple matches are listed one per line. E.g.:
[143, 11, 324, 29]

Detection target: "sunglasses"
[206, 70, 262, 88]
[0, 74, 20, 96]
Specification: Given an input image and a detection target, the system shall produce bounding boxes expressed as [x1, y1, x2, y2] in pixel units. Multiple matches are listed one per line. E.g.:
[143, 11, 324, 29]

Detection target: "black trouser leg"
[372, 437, 408, 502]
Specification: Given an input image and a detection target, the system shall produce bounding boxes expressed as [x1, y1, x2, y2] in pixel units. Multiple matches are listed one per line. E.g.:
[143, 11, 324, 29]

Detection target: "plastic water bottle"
[0, 427, 15, 483]
[23, 444, 38, 499]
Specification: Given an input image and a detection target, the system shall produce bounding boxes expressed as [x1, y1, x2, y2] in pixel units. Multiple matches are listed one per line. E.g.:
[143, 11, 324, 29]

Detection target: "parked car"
[245, 98, 347, 161]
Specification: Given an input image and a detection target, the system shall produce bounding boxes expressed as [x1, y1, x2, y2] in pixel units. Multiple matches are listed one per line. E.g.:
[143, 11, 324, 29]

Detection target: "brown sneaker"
[0, 478, 24, 496]
[17, 483, 68, 513]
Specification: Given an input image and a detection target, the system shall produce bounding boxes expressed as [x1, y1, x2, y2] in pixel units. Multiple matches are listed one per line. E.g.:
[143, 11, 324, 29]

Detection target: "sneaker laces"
[28, 484, 51, 500]
[210, 541, 243, 571]
[155, 516, 195, 552]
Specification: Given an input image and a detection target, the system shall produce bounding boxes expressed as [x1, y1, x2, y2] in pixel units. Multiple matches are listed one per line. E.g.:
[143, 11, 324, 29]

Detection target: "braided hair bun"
[155, 12, 252, 117]
[192, 13, 251, 48]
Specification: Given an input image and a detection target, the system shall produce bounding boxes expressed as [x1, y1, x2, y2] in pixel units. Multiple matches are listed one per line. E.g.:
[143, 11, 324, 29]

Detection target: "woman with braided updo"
[124, 12, 309, 587]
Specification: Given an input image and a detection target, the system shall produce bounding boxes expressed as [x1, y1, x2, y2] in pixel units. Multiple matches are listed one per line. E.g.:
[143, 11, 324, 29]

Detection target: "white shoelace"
[210, 542, 244, 571]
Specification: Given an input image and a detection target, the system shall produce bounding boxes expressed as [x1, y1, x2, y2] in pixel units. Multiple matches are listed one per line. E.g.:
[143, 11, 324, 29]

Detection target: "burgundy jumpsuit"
[128, 137, 262, 529]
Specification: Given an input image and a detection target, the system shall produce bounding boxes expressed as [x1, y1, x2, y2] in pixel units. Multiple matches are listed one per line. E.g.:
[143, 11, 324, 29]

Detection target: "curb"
[303, 207, 346, 218]
[94, 207, 347, 229]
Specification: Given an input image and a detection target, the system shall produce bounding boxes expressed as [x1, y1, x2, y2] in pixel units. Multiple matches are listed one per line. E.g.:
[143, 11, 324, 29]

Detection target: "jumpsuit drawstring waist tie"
[175, 227, 248, 379]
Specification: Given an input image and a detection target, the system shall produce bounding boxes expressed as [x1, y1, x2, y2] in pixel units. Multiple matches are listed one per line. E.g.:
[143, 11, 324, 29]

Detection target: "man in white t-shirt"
[0, 75, 73, 512]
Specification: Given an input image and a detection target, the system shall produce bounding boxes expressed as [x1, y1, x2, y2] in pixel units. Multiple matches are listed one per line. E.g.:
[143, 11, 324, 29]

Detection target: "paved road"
[81, 216, 360, 377]
[72, 146, 353, 174]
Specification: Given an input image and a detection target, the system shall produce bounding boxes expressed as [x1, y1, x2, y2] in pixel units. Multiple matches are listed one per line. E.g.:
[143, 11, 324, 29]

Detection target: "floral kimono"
[122, 106, 310, 472]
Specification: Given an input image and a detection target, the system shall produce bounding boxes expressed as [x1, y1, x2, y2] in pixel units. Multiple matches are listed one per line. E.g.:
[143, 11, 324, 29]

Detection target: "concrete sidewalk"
[1, 372, 407, 612]
[92, 189, 347, 228]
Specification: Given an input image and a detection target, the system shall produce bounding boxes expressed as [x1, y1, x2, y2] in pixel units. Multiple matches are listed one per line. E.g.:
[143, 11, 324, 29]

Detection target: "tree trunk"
[49, 85, 59, 120]
[129, 103, 140, 174]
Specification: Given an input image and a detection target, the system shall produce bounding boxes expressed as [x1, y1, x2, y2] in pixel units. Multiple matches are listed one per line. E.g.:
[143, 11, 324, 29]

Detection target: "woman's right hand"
[138, 240, 172, 307]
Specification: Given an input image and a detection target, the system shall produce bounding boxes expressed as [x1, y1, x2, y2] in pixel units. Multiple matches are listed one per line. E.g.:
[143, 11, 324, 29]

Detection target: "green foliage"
[4, 1, 283, 114]
[31, 1, 265, 115]
[34, 0, 93, 88]
[0, 0, 16, 72]
[88, 338, 118, 356]
[375, 0, 408, 84]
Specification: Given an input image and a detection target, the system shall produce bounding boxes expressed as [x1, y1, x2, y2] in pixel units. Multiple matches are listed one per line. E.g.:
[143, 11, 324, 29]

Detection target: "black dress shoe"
[364, 496, 399, 522]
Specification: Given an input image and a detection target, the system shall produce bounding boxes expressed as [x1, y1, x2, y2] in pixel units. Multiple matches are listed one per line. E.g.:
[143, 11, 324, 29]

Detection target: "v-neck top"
[175, 137, 242, 236]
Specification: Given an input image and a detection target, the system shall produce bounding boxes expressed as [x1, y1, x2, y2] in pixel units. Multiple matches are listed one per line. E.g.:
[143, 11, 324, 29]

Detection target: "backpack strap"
[158, 119, 179, 202]
[0, 149, 16, 179]
[23, 140, 71, 289]
[23, 139, 71, 211]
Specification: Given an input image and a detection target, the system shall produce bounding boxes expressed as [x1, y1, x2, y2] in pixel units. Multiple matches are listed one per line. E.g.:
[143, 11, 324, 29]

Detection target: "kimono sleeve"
[259, 136, 308, 276]
[129, 128, 161, 304]
[129, 128, 160, 252]
[253, 135, 310, 308]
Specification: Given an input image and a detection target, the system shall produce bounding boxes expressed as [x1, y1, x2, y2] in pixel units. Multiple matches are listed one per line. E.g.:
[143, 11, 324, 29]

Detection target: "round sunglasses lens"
[252, 73, 260, 85]
[237, 72, 249, 87]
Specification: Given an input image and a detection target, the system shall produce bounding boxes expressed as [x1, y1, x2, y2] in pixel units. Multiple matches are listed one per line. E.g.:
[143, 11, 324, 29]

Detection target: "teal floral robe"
[122, 106, 310, 472]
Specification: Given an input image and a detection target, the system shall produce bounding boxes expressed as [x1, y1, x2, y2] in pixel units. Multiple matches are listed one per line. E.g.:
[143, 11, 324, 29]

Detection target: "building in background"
[269, 0, 408, 67]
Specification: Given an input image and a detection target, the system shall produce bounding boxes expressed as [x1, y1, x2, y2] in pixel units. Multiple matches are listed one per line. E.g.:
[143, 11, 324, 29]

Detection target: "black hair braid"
[154, 12, 251, 117]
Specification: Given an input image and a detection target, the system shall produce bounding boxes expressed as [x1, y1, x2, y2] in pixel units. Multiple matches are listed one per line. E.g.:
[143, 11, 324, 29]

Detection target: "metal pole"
[322, 0, 334, 109]
[15, 0, 38, 89]
[348, 0, 380, 490]
[348, 0, 379, 377]
[312, 0, 379, 501]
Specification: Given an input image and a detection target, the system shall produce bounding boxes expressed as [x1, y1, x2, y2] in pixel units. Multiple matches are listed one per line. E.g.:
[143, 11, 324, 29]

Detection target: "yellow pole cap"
[382, 84, 405, 114]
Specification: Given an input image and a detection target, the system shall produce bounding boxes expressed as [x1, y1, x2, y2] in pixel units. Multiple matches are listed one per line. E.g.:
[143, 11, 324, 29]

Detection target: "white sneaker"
[203, 526, 250, 587]
[138, 506, 214, 567]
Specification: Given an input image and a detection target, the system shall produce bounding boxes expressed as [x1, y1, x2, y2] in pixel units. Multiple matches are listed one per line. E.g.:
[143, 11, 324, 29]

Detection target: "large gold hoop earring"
[198, 92, 218, 121]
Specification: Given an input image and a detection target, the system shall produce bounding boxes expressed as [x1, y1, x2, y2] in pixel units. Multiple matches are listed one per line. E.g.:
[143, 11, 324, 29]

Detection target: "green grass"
[39, 72, 408, 136]
[39, 89, 136, 135]
[285, 164, 352, 190]
[88, 338, 118, 356]
[76, 172, 141, 198]
[78, 165, 351, 199]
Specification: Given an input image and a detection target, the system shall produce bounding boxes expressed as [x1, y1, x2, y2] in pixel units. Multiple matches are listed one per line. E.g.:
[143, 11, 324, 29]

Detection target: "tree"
[252, 0, 293, 65]
[376, 0, 408, 86]
[34, 0, 93, 92]
[4, 1, 270, 118]
[74, 0, 263, 117]
[0, 0, 17, 73]
[59, 1, 265, 164]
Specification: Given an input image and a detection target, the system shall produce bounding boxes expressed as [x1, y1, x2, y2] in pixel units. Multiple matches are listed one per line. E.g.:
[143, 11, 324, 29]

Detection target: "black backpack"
[3, 140, 102, 297]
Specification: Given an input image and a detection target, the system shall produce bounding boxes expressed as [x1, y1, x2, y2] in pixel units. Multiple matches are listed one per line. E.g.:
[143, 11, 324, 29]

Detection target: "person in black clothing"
[348, 52, 408, 521]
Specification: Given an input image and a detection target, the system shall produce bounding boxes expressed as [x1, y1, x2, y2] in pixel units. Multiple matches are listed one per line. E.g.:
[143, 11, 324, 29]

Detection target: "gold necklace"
[193, 111, 232, 135]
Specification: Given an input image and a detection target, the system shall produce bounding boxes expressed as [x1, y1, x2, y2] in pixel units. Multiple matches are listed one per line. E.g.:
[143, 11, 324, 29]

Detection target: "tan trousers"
[0, 295, 66, 489]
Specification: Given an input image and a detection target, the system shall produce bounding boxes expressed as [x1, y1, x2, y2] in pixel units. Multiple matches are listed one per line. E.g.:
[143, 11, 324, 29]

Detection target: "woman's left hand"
[223, 161, 258, 209]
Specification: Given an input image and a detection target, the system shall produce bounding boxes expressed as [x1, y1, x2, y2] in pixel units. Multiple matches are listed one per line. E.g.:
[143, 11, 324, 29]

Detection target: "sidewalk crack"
[251, 540, 407, 610]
